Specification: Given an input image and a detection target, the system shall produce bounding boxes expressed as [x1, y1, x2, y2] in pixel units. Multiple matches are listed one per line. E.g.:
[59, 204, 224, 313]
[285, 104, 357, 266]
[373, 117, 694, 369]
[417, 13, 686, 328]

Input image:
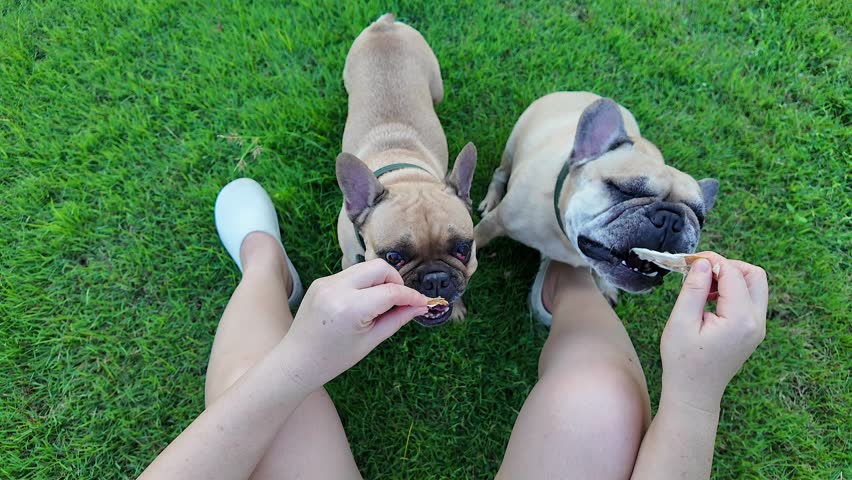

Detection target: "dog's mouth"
[577, 235, 669, 279]
[415, 303, 453, 327]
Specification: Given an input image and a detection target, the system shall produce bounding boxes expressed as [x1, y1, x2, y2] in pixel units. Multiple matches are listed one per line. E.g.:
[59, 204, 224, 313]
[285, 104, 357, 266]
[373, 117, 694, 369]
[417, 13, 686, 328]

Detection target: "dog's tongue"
[427, 304, 450, 315]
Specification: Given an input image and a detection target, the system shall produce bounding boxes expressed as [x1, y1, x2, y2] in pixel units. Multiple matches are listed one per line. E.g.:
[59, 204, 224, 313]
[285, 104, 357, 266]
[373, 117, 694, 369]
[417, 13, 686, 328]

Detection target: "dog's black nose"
[420, 271, 452, 298]
[647, 206, 684, 233]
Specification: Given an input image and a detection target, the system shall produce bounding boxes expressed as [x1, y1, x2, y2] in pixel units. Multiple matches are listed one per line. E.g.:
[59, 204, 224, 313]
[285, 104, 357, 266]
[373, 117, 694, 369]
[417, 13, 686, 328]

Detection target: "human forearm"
[630, 389, 721, 480]
[139, 339, 313, 480]
[138, 259, 428, 479]
[633, 257, 768, 480]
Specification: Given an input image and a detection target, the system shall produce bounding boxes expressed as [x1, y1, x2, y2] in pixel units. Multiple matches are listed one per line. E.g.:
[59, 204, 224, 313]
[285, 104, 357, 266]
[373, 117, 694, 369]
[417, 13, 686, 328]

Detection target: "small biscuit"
[426, 297, 449, 307]
[631, 248, 721, 275]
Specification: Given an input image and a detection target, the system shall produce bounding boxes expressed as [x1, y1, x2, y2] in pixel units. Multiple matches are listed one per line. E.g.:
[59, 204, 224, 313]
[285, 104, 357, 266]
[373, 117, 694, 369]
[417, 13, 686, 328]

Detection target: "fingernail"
[694, 259, 710, 273]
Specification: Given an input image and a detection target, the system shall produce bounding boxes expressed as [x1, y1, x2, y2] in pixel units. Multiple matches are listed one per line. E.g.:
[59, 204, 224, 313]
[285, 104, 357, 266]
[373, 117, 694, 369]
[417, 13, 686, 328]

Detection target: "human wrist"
[269, 335, 326, 395]
[660, 377, 723, 416]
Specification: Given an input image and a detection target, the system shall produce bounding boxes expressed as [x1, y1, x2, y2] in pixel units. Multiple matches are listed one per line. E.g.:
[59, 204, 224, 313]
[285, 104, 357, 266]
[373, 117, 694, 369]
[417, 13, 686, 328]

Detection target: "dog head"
[336, 144, 478, 326]
[560, 98, 719, 292]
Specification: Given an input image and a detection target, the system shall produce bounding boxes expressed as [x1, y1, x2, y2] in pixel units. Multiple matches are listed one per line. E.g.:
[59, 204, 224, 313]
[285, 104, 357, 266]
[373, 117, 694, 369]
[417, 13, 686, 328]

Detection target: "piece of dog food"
[631, 248, 720, 275]
[426, 297, 449, 307]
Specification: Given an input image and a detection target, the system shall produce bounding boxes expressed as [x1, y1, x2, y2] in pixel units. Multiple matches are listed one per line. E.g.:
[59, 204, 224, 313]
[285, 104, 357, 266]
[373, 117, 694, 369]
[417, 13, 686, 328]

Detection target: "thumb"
[669, 259, 713, 329]
[369, 305, 427, 343]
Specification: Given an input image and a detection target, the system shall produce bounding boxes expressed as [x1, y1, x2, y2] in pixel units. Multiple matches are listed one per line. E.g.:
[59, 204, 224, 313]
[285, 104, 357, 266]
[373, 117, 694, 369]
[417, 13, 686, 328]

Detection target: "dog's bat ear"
[570, 98, 632, 167]
[336, 152, 385, 224]
[446, 142, 477, 205]
[698, 178, 719, 212]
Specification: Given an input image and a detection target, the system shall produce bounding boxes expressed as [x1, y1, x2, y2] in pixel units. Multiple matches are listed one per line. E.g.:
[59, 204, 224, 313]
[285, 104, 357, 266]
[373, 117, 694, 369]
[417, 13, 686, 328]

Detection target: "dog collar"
[353, 163, 433, 263]
[553, 160, 572, 239]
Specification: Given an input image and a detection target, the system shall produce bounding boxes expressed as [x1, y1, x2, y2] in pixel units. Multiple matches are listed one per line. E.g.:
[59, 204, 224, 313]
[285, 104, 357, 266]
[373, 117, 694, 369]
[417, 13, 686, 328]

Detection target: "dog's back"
[342, 14, 447, 170]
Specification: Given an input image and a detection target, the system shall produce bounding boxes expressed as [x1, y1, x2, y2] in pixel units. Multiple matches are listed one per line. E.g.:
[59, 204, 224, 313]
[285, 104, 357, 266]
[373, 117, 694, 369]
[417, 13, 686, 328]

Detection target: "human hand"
[660, 252, 769, 412]
[281, 259, 428, 389]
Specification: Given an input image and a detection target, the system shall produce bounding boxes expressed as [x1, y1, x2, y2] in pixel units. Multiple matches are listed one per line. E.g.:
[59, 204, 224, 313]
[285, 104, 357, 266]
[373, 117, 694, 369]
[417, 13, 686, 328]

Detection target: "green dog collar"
[553, 160, 572, 238]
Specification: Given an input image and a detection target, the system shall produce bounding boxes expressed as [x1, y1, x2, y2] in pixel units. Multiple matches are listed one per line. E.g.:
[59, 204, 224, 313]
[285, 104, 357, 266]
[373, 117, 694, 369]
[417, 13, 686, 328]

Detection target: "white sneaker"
[528, 256, 553, 327]
[214, 178, 304, 309]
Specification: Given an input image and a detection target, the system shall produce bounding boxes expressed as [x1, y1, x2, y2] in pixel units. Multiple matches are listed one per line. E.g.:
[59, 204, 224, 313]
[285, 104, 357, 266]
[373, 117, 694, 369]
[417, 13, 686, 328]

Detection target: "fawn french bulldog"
[336, 14, 478, 325]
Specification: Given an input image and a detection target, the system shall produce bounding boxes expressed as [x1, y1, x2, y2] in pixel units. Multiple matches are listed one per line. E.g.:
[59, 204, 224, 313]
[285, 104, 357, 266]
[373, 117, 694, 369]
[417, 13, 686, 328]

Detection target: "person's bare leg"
[205, 232, 362, 480]
[496, 262, 651, 480]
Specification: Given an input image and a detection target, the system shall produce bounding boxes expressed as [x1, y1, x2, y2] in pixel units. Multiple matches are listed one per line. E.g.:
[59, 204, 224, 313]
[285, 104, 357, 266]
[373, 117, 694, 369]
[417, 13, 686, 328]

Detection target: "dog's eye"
[607, 180, 654, 198]
[384, 251, 405, 269]
[453, 242, 471, 262]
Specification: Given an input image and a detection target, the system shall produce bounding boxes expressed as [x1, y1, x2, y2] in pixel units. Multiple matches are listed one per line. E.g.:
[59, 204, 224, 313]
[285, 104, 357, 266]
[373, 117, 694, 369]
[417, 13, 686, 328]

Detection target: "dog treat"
[630, 248, 720, 275]
[426, 297, 449, 307]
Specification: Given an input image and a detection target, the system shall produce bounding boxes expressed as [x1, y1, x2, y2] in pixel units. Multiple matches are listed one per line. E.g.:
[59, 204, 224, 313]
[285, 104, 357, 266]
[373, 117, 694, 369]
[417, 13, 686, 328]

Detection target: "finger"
[692, 251, 726, 275]
[724, 259, 769, 319]
[370, 305, 427, 342]
[669, 258, 713, 329]
[700, 310, 721, 332]
[360, 283, 429, 315]
[714, 261, 753, 321]
[693, 251, 727, 266]
[341, 258, 405, 288]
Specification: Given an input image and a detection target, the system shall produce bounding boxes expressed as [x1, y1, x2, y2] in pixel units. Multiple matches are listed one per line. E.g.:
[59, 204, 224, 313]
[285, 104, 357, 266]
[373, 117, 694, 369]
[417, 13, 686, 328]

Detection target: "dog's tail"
[370, 12, 396, 31]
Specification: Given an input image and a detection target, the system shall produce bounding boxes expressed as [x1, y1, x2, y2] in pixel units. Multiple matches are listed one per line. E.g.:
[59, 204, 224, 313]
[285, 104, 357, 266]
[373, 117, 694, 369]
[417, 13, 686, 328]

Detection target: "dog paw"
[478, 191, 501, 214]
[450, 299, 467, 321]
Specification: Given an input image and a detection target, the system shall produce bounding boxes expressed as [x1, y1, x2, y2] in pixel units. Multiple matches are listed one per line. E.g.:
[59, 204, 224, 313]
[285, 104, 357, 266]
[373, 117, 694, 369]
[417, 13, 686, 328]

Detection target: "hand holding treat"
[282, 259, 429, 389]
[659, 252, 769, 412]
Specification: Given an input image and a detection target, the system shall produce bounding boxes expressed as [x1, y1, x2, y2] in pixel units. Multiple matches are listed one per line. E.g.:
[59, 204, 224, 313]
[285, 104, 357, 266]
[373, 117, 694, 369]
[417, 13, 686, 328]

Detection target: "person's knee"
[550, 362, 647, 424]
[497, 363, 648, 480]
[536, 363, 649, 468]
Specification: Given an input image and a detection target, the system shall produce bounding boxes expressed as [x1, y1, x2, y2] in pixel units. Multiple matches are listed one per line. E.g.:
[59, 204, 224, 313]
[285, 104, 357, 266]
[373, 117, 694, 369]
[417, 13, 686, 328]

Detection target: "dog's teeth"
[621, 260, 627, 266]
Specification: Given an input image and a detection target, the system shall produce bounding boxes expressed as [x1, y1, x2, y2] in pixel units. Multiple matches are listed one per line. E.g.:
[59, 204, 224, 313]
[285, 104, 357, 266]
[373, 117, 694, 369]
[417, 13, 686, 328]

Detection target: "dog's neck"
[356, 123, 441, 171]
[553, 160, 573, 240]
[552, 162, 588, 267]
[364, 148, 441, 184]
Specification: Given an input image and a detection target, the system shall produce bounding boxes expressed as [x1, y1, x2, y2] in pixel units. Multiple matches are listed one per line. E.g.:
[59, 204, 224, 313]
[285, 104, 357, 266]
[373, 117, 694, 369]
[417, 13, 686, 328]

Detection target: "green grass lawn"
[1, 0, 849, 478]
